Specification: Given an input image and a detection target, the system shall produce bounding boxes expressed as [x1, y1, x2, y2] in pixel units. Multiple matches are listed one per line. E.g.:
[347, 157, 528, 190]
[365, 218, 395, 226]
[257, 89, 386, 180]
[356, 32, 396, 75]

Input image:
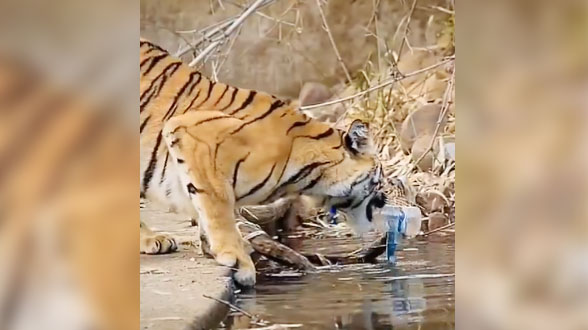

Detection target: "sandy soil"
[140, 202, 235, 330]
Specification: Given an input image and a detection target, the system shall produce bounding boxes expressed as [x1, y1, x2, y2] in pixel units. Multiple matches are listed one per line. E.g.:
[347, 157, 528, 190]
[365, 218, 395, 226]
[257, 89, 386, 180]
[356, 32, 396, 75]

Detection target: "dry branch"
[238, 197, 293, 225]
[303, 233, 387, 265]
[237, 219, 317, 270]
[299, 56, 454, 111]
[186, 0, 275, 67]
[234, 201, 388, 268]
[409, 67, 455, 171]
[315, 0, 352, 83]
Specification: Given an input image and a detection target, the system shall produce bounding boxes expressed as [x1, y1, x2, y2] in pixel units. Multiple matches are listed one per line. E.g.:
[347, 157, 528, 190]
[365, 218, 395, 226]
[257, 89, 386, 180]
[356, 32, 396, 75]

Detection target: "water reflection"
[223, 234, 454, 329]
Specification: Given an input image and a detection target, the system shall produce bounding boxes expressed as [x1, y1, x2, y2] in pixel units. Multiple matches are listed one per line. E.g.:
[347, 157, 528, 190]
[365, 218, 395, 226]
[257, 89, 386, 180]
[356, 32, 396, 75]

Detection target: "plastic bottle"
[381, 205, 422, 263]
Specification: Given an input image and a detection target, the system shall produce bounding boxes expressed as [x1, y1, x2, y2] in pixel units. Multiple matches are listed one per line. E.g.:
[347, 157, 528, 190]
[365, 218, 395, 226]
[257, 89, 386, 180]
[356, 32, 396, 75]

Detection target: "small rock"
[400, 103, 446, 153]
[411, 134, 439, 171]
[427, 212, 449, 231]
[298, 82, 345, 123]
[299, 82, 332, 106]
[416, 191, 447, 214]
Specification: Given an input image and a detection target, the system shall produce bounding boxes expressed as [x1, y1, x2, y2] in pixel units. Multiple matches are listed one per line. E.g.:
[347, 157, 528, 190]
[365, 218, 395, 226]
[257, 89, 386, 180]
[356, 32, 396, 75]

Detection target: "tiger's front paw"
[140, 234, 178, 254]
[213, 243, 256, 287]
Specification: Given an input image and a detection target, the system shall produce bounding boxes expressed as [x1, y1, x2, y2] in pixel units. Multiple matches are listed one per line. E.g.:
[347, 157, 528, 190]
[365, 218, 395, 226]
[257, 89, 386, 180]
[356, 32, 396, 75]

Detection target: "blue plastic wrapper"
[385, 209, 406, 263]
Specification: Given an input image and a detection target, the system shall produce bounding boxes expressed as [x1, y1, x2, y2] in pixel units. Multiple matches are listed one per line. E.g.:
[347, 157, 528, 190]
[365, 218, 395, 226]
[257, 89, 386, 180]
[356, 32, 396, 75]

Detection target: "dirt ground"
[140, 202, 235, 330]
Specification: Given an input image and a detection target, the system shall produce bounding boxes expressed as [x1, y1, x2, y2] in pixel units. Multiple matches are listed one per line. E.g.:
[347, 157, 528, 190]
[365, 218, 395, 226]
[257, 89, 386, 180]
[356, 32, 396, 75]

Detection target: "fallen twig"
[238, 197, 293, 225]
[396, 0, 418, 58]
[188, 0, 272, 67]
[409, 67, 454, 171]
[299, 56, 454, 111]
[202, 294, 253, 318]
[175, 0, 277, 58]
[303, 233, 387, 264]
[420, 222, 455, 236]
[315, 0, 352, 83]
[237, 219, 317, 270]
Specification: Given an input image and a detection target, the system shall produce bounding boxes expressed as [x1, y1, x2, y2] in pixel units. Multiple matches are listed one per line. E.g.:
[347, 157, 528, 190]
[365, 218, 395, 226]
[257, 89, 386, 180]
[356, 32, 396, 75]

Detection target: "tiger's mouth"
[325, 165, 386, 232]
[324, 185, 386, 236]
[330, 190, 386, 222]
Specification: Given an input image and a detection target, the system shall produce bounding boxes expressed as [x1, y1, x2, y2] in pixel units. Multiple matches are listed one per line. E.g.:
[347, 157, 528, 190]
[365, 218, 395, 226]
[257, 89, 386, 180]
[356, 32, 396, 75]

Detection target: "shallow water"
[223, 232, 454, 329]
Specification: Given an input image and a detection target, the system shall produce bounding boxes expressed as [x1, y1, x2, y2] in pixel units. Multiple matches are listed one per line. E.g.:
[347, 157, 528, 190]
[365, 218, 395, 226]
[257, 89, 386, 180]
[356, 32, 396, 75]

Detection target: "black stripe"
[160, 152, 170, 184]
[141, 132, 162, 194]
[333, 133, 344, 149]
[302, 173, 323, 191]
[262, 161, 328, 204]
[282, 161, 328, 187]
[214, 85, 230, 105]
[237, 163, 276, 201]
[182, 90, 201, 113]
[187, 183, 203, 194]
[305, 128, 334, 140]
[140, 40, 166, 53]
[142, 47, 160, 56]
[220, 88, 239, 111]
[140, 56, 151, 68]
[140, 62, 180, 101]
[194, 115, 228, 127]
[142, 54, 167, 76]
[275, 144, 293, 185]
[213, 143, 221, 170]
[191, 80, 215, 109]
[333, 198, 353, 209]
[140, 115, 151, 133]
[187, 73, 203, 95]
[230, 100, 285, 135]
[229, 91, 257, 115]
[351, 172, 371, 189]
[334, 173, 372, 200]
[366, 202, 374, 222]
[232, 153, 250, 189]
[186, 80, 214, 111]
[179, 73, 203, 113]
[350, 195, 368, 209]
[140, 62, 181, 113]
[286, 118, 311, 134]
[163, 71, 197, 120]
[202, 81, 216, 105]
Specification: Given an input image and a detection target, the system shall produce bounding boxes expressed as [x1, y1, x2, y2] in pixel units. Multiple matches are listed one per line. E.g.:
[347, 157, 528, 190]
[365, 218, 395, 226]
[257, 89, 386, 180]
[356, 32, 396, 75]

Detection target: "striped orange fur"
[139, 39, 386, 286]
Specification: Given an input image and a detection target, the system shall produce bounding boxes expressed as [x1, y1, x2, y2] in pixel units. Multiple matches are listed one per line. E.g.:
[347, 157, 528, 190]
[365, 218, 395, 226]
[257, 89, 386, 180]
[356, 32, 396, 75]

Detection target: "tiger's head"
[319, 119, 387, 233]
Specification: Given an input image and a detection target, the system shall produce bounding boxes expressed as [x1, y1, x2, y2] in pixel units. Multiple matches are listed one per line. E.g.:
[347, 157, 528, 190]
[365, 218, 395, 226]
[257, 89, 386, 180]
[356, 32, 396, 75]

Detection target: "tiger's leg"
[198, 221, 213, 257]
[139, 220, 178, 254]
[162, 111, 256, 286]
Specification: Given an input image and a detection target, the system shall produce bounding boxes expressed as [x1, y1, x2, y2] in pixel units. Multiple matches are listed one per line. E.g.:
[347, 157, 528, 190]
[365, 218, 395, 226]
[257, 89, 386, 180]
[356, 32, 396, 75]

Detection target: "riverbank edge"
[188, 267, 235, 330]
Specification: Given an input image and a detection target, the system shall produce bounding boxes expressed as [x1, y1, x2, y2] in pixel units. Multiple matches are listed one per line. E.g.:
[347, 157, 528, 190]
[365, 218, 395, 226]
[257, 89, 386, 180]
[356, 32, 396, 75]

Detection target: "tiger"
[139, 38, 387, 286]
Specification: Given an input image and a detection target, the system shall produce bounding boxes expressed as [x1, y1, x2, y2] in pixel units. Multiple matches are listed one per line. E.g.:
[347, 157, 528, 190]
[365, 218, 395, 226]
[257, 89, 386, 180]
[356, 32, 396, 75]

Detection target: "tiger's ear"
[344, 120, 371, 155]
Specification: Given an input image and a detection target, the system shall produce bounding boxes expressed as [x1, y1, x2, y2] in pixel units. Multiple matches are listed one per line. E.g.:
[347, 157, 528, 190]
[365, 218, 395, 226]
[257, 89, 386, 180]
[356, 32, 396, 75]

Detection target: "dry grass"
[308, 0, 456, 228]
[154, 0, 456, 230]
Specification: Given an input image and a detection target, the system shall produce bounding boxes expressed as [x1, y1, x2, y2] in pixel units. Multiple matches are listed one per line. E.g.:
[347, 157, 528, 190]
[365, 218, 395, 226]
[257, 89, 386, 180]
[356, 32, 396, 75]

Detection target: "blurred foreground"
[459, 0, 588, 329]
[0, 1, 138, 330]
[0, 0, 586, 329]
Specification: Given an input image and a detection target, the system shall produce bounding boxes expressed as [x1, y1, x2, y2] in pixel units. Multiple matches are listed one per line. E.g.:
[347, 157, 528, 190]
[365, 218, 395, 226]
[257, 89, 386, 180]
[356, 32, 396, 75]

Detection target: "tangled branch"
[174, 0, 277, 67]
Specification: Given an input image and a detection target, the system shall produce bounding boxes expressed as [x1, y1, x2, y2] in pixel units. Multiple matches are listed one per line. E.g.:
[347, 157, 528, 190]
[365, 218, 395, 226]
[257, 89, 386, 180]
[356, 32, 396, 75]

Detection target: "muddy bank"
[140, 203, 235, 330]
